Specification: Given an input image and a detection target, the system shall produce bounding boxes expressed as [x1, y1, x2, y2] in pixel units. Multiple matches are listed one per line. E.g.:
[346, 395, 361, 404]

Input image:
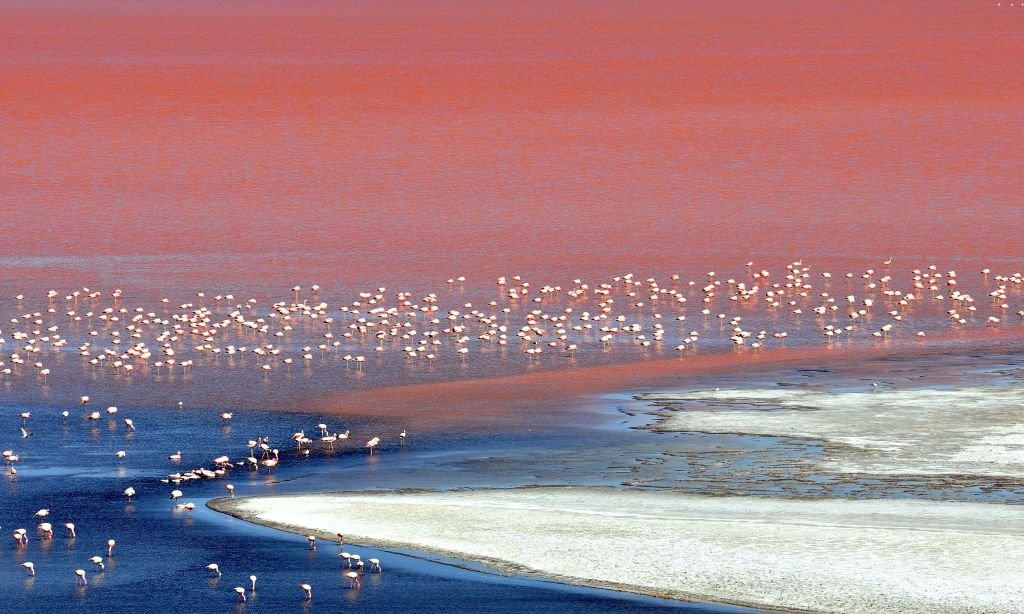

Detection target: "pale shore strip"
[210, 487, 1024, 613]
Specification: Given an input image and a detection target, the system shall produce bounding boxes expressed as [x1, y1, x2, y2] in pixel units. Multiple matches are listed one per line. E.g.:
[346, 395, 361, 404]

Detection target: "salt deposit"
[646, 387, 1024, 477]
[216, 487, 1024, 613]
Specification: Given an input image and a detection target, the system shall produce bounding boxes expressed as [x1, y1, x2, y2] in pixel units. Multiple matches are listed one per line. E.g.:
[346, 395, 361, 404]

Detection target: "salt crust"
[648, 387, 1024, 476]
[225, 487, 1024, 613]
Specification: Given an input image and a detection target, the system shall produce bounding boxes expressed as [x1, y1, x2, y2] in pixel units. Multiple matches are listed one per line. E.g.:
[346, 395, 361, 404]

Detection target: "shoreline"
[208, 486, 1024, 613]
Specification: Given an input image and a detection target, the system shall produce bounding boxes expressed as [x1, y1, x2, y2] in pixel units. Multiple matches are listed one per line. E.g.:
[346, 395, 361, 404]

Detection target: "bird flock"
[207, 533, 384, 603]
[6, 402, 397, 602]
[7, 504, 115, 588]
[0, 262, 1021, 395]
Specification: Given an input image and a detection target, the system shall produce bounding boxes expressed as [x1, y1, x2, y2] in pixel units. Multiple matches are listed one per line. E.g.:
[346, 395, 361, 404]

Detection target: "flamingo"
[22, 562, 35, 576]
[226, 484, 235, 497]
[369, 558, 382, 572]
[168, 450, 182, 461]
[90, 556, 105, 571]
[233, 586, 247, 602]
[345, 571, 361, 588]
[74, 569, 87, 585]
[299, 583, 312, 600]
[65, 523, 76, 538]
[249, 574, 257, 591]
[206, 563, 222, 577]
[12, 528, 28, 545]
[107, 539, 116, 556]
[170, 489, 183, 502]
[124, 486, 136, 501]
[307, 535, 317, 550]
[124, 418, 135, 431]
[365, 437, 380, 454]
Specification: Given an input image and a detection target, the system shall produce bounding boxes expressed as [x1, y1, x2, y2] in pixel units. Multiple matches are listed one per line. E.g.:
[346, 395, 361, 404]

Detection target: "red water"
[2, 1, 1023, 417]
[2, 0, 1021, 293]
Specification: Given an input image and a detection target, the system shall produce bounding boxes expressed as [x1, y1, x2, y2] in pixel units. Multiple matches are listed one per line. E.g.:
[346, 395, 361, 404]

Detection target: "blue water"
[8, 349, 1022, 611]
[0, 403, 758, 613]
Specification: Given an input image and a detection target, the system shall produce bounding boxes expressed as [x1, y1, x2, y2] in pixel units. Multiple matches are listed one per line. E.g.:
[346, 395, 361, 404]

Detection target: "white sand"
[218, 487, 1024, 613]
[646, 387, 1024, 476]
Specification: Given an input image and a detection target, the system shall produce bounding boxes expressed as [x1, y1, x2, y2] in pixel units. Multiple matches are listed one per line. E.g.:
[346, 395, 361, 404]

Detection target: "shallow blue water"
[0, 403, 758, 613]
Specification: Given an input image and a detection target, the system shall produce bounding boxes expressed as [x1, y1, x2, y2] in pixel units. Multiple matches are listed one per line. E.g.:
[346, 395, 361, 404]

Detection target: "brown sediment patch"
[311, 327, 1024, 430]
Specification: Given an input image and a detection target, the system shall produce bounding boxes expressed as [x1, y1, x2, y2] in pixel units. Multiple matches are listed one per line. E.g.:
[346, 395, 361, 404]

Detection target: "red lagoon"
[0, 0, 1021, 292]
[0, 1, 1021, 423]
